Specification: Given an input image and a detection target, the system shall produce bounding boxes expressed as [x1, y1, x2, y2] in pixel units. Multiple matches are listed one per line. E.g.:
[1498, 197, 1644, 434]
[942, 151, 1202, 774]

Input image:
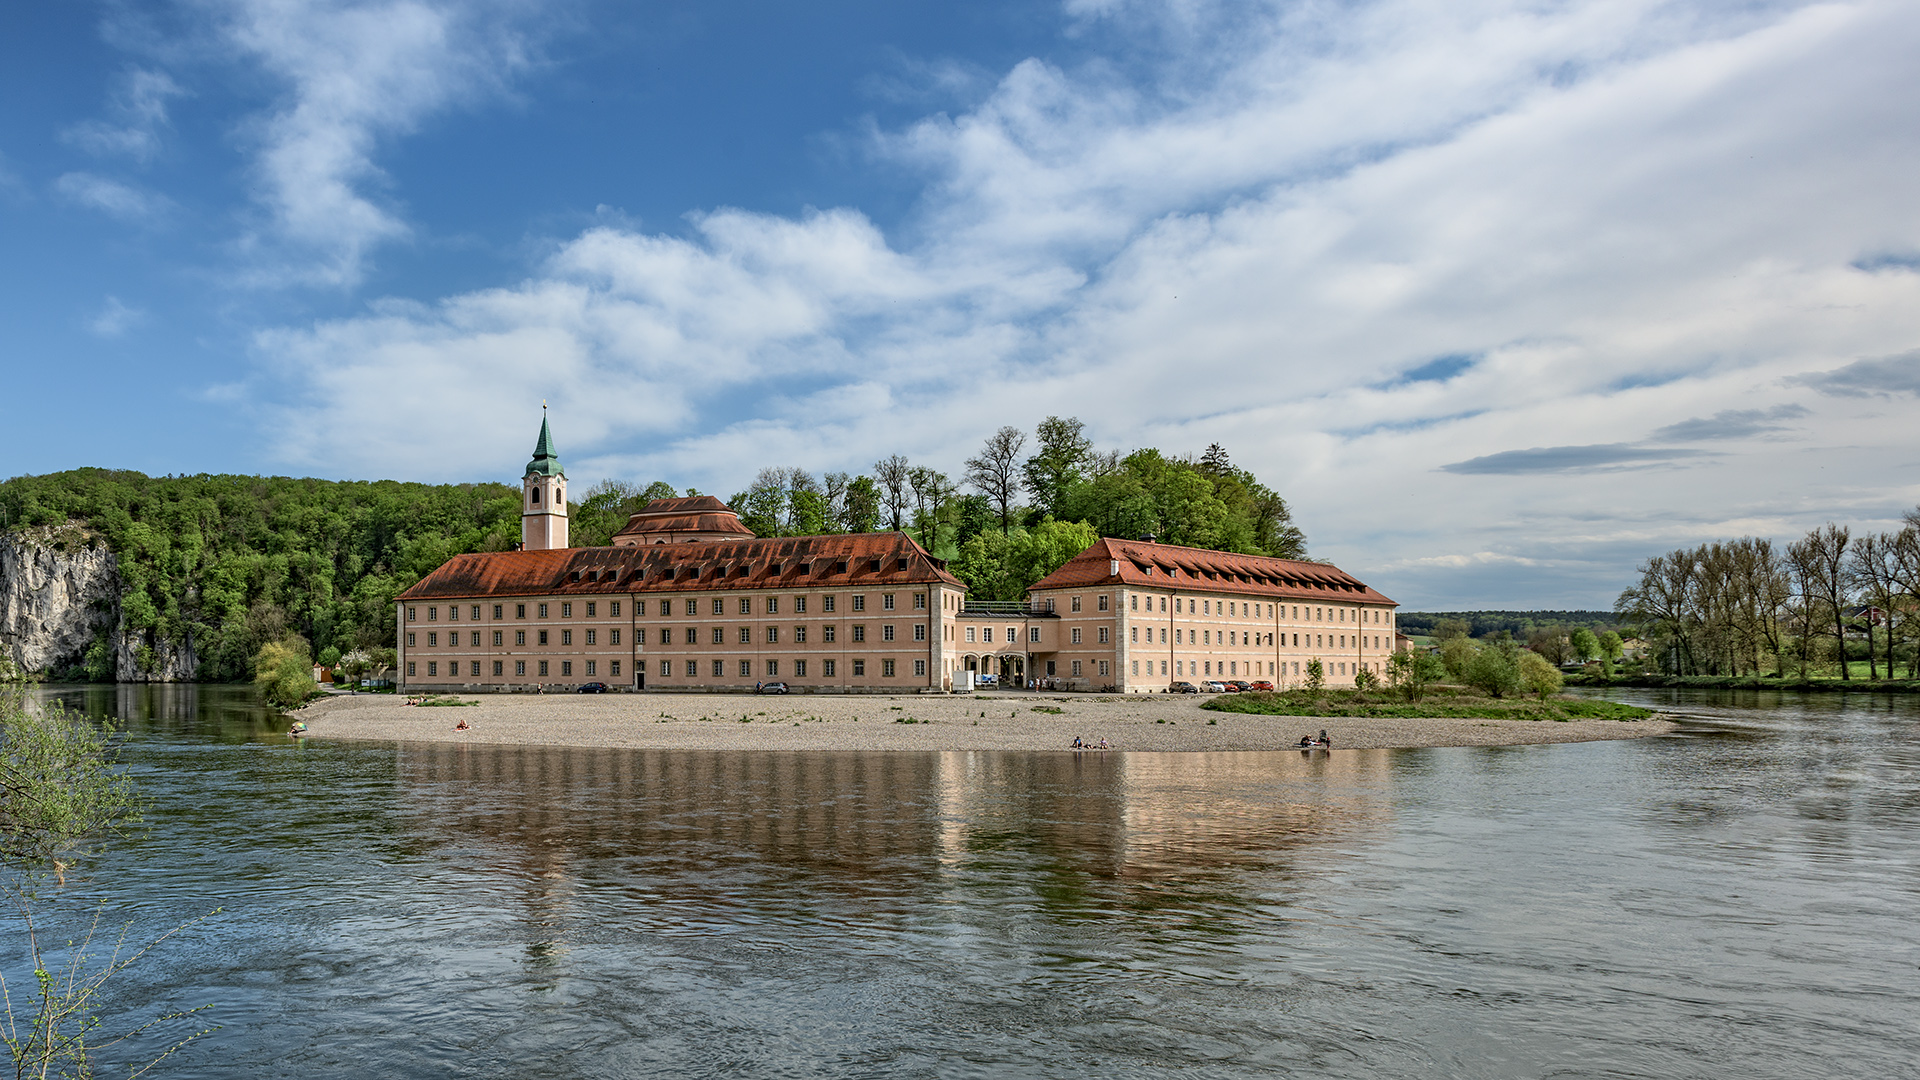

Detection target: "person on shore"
[1072, 736, 1083, 750]
[1098, 738, 1109, 750]
[455, 717, 471, 731]
[1319, 729, 1332, 748]
[1298, 734, 1314, 748]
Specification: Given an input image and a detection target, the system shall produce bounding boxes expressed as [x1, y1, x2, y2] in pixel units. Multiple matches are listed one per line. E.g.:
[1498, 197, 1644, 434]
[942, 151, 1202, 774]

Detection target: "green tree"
[963, 426, 1026, 535]
[1303, 656, 1326, 694]
[841, 476, 881, 534]
[1022, 416, 1092, 520]
[1518, 651, 1565, 698]
[1569, 627, 1601, 663]
[1386, 649, 1445, 703]
[252, 639, 317, 710]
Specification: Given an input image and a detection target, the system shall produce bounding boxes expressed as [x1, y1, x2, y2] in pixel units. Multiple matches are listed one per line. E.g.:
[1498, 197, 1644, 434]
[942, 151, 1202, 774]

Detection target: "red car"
[1248, 681, 1275, 692]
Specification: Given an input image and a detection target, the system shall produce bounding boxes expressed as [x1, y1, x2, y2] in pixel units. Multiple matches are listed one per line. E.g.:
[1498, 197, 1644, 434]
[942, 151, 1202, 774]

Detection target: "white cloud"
[55, 172, 174, 221]
[89, 296, 146, 338]
[210, 0, 539, 287]
[249, 0, 1920, 606]
[62, 67, 186, 162]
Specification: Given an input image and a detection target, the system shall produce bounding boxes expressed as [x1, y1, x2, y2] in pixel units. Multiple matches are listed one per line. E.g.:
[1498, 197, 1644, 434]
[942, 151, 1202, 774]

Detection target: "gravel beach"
[297, 691, 1673, 752]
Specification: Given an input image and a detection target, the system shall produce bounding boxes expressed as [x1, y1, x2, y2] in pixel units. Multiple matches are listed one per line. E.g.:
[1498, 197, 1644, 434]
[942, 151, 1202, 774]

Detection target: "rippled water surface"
[13, 684, 1920, 1078]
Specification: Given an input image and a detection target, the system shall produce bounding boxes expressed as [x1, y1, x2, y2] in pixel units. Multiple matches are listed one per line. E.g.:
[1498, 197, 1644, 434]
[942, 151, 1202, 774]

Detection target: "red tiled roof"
[1028, 538, 1396, 606]
[610, 495, 754, 540]
[396, 531, 960, 600]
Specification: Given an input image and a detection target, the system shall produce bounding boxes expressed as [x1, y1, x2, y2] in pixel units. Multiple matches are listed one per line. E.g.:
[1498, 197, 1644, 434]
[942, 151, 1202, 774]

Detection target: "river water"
[10, 684, 1918, 1078]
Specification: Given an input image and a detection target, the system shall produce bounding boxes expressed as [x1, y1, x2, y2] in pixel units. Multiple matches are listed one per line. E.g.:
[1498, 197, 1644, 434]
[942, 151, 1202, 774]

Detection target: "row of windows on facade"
[1120, 595, 1388, 624]
[404, 658, 928, 680]
[1122, 659, 1383, 678]
[406, 592, 929, 624]
[1128, 629, 1389, 649]
[405, 623, 934, 649]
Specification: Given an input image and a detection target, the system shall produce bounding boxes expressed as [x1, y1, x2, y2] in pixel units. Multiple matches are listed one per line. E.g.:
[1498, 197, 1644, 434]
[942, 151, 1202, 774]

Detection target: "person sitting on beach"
[1098, 738, 1109, 750]
[455, 717, 471, 731]
[1072, 736, 1083, 749]
[1298, 734, 1314, 748]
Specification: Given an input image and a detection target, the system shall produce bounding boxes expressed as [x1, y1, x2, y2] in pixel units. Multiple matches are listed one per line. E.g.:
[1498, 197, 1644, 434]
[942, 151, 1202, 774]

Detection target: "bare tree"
[963, 426, 1026, 535]
[822, 472, 851, 533]
[873, 455, 910, 532]
[1787, 524, 1852, 679]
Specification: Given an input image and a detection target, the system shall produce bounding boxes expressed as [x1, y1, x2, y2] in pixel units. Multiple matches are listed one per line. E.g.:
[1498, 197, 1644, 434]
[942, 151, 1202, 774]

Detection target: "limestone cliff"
[0, 526, 196, 681]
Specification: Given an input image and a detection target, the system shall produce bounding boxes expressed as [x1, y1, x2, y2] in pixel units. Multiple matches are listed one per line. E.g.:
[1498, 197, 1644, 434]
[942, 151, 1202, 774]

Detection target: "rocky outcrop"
[0, 526, 196, 681]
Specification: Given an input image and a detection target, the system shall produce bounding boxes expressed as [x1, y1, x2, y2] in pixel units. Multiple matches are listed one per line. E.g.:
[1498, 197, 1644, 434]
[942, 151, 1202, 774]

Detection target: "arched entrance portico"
[961, 653, 1029, 689]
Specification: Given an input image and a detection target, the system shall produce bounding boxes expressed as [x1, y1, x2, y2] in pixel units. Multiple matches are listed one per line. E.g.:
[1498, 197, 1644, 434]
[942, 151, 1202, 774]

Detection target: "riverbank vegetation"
[1202, 687, 1654, 722]
[1615, 509, 1920, 681]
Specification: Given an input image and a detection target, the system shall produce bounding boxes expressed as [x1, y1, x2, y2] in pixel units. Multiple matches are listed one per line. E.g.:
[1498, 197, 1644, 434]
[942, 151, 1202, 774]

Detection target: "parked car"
[1203, 681, 1228, 693]
[1168, 681, 1199, 694]
[757, 681, 789, 695]
[576, 682, 608, 693]
[1248, 681, 1275, 692]
[1224, 680, 1251, 692]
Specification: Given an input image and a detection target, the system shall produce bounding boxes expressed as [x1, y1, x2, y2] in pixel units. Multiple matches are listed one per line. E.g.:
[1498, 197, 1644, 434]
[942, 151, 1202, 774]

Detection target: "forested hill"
[1397, 611, 1620, 637]
[0, 468, 522, 681]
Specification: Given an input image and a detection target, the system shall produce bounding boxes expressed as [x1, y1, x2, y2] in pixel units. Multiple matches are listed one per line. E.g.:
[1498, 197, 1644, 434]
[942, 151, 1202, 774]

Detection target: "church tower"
[521, 411, 569, 550]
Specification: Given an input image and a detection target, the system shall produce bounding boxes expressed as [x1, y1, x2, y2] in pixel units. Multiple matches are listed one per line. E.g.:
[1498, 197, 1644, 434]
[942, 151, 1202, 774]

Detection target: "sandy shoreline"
[297, 691, 1674, 752]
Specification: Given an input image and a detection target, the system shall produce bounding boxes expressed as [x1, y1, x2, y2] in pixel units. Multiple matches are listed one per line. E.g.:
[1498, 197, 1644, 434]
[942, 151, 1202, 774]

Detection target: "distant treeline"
[1, 416, 1306, 677]
[1396, 611, 1620, 638]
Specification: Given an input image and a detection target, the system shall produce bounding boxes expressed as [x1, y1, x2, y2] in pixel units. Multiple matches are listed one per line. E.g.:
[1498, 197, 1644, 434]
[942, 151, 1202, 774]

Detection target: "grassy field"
[1201, 688, 1654, 722]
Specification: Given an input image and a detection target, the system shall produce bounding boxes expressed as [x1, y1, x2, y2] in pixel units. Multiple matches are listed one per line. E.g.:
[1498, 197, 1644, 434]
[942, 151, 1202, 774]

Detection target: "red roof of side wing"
[1028, 538, 1396, 607]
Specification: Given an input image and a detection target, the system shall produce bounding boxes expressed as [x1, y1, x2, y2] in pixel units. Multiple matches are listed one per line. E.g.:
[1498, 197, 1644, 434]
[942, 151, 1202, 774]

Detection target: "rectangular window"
[539, 660, 550, 677]
[686, 660, 697, 676]
[512, 629, 524, 647]
[610, 601, 620, 617]
[738, 597, 750, 615]
[428, 607, 438, 622]
[794, 659, 807, 677]
[852, 660, 865, 677]
[795, 597, 808, 613]
[1072, 660, 1082, 676]
[515, 660, 526, 676]
[1130, 595, 1138, 611]
[1071, 596, 1082, 612]
[427, 661, 438, 676]
[562, 630, 573, 646]
[823, 595, 836, 612]
[767, 626, 779, 643]
[913, 659, 926, 677]
[767, 597, 779, 614]
[966, 627, 976, 642]
[740, 660, 752, 677]
[561, 602, 572, 618]
[824, 625, 837, 643]
[1130, 626, 1138, 643]
[914, 593, 926, 610]
[407, 607, 417, 622]
[471, 631, 480, 647]
[562, 661, 573, 676]
[493, 604, 503, 620]
[428, 632, 438, 647]
[714, 660, 726, 677]
[822, 659, 835, 677]
[715, 627, 727, 644]
[538, 630, 549, 646]
[407, 661, 416, 676]
[1098, 595, 1109, 611]
[687, 628, 698, 644]
[661, 601, 673, 617]
[735, 626, 748, 644]
[883, 594, 895, 610]
[1098, 627, 1109, 644]
[493, 661, 503, 676]
[610, 661, 621, 676]
[1071, 627, 1082, 644]
[636, 628, 646, 645]
[1006, 627, 1016, 643]
[715, 598, 726, 616]
[1099, 661, 1110, 676]
[610, 629, 621, 645]
[882, 659, 896, 677]
[853, 626, 866, 643]
[447, 606, 458, 622]
[767, 660, 779, 677]
[538, 603, 549, 618]
[583, 629, 596, 645]
[586, 602, 596, 617]
[517, 604, 527, 619]
[686, 600, 698, 616]
[794, 626, 807, 643]
[913, 624, 926, 641]
[1131, 660, 1139, 675]
[1029, 627, 1040, 643]
[1203, 630, 1210, 645]
[882, 625, 895, 642]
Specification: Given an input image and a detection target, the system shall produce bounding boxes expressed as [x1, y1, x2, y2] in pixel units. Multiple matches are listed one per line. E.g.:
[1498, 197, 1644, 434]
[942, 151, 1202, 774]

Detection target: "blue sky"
[4, 0, 1918, 610]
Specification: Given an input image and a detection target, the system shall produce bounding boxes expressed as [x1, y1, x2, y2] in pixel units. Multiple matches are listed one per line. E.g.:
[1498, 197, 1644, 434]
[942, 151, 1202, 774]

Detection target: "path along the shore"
[297, 691, 1674, 752]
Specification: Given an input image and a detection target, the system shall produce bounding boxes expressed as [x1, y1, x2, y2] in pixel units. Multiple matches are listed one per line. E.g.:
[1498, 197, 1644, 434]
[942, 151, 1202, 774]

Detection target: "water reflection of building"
[395, 746, 1391, 891]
